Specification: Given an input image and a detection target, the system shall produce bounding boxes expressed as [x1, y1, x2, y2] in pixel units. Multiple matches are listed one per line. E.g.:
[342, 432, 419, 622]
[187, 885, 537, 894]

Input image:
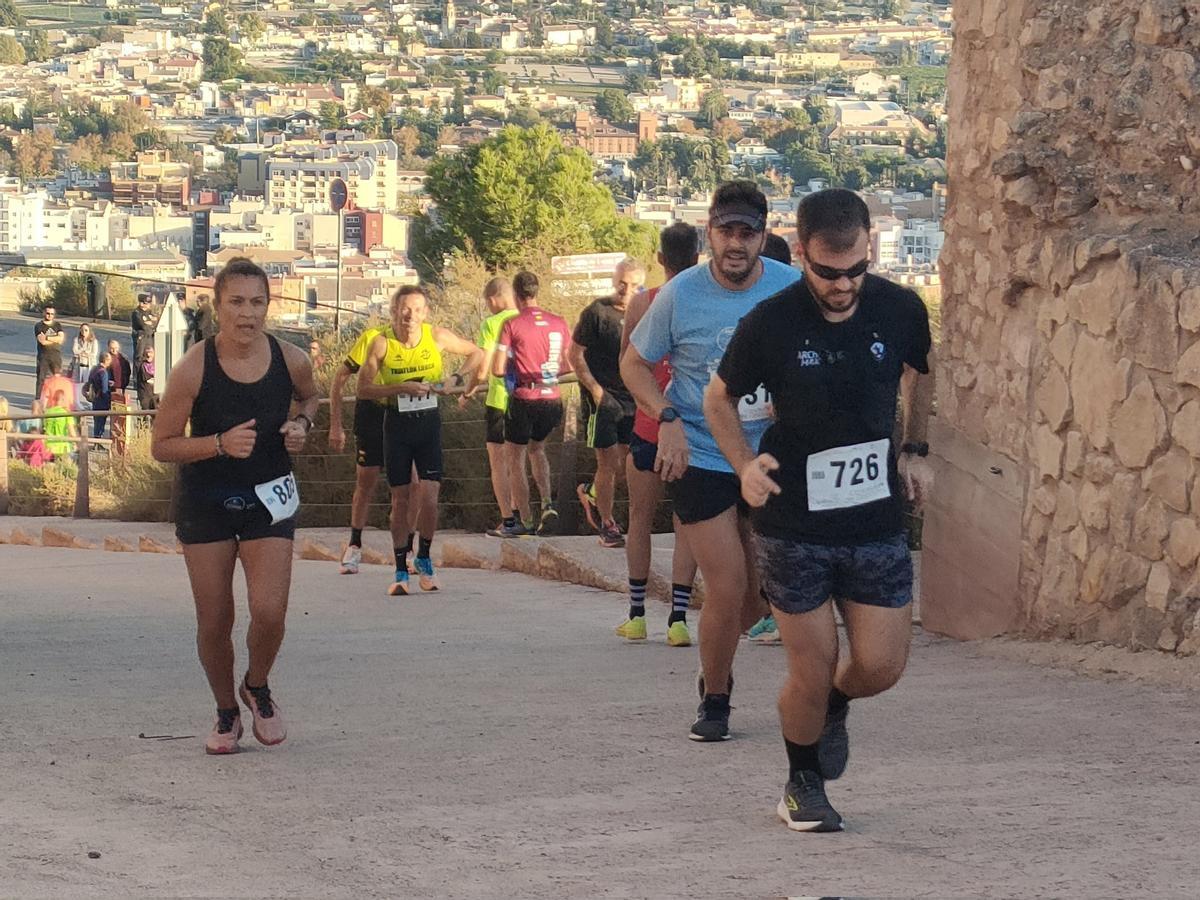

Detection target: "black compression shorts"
[384, 408, 443, 487]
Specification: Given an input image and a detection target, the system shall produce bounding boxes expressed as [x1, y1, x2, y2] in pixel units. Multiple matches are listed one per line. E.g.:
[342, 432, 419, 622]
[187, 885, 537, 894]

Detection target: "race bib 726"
[806, 439, 890, 511]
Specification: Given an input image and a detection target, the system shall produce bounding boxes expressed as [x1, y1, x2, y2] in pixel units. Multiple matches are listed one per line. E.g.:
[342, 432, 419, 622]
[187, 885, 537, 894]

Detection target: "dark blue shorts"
[629, 433, 658, 473]
[755, 532, 913, 615]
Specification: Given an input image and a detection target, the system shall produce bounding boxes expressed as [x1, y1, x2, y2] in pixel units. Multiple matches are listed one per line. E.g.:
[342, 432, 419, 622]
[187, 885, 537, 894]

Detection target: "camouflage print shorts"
[755, 532, 913, 615]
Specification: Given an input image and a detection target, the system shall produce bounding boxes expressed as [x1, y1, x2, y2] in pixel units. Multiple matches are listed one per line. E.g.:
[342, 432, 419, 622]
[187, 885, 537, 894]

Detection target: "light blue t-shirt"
[630, 258, 802, 473]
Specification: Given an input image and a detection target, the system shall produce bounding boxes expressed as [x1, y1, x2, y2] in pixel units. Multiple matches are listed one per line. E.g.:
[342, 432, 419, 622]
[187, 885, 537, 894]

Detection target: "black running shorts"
[485, 405, 507, 445]
[666, 466, 746, 525]
[629, 433, 658, 473]
[354, 399, 385, 469]
[176, 486, 297, 545]
[756, 532, 913, 615]
[505, 397, 563, 445]
[583, 393, 634, 450]
[384, 408, 443, 486]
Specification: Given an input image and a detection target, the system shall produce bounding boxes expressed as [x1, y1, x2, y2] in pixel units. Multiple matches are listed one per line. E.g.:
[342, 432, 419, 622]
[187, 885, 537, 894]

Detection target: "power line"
[0, 260, 373, 321]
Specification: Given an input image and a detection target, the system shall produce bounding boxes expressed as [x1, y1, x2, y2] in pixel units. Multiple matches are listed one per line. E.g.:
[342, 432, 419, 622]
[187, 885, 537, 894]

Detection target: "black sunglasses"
[807, 258, 870, 281]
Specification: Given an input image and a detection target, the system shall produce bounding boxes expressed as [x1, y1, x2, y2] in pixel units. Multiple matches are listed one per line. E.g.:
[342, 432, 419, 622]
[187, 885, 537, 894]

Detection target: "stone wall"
[923, 0, 1200, 654]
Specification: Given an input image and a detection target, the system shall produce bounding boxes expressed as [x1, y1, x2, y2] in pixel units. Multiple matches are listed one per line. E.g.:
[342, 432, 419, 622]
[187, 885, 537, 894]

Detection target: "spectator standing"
[138, 348, 157, 411]
[88, 352, 114, 438]
[309, 339, 327, 373]
[107, 339, 133, 452]
[180, 295, 199, 349]
[195, 293, 217, 341]
[39, 359, 75, 414]
[34, 305, 65, 398]
[131, 295, 159, 387]
[72, 324, 100, 383]
[43, 388, 77, 460]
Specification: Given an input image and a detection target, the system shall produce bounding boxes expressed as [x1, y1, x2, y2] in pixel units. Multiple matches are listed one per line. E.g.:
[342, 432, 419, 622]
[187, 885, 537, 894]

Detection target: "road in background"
[0, 313, 130, 413]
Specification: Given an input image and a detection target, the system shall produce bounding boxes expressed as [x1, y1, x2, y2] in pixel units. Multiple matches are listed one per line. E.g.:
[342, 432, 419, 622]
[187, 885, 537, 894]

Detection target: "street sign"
[329, 177, 348, 213]
[153, 293, 190, 396]
[550, 252, 627, 276]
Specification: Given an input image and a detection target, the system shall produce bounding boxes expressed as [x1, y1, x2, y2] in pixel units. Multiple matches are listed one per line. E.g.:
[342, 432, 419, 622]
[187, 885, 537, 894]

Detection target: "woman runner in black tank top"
[183, 334, 295, 493]
[151, 258, 319, 756]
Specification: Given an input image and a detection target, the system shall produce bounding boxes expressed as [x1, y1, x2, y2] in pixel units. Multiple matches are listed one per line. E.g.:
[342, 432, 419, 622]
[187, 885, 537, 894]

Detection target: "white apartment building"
[902, 218, 944, 265]
[0, 186, 47, 254]
[660, 77, 702, 111]
[871, 215, 905, 268]
[264, 139, 400, 212]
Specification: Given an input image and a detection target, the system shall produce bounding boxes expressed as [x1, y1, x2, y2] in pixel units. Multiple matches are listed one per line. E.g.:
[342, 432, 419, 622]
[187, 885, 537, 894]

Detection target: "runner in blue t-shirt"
[623, 180, 801, 743]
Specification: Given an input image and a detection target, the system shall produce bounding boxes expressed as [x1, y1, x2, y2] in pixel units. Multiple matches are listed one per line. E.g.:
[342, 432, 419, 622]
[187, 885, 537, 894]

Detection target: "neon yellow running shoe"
[615, 616, 647, 641]
[667, 620, 692, 647]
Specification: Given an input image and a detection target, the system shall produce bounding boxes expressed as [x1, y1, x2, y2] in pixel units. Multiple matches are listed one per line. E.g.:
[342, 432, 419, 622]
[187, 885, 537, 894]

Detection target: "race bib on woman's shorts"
[805, 439, 890, 511]
[254, 472, 300, 524]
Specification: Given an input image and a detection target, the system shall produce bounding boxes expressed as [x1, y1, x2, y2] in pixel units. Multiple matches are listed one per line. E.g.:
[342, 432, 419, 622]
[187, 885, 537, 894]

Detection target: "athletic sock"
[503, 515, 516, 527]
[417, 536, 432, 559]
[785, 738, 821, 780]
[404, 532, 416, 553]
[669, 583, 692, 625]
[628, 577, 647, 620]
[350, 527, 363, 547]
[394, 547, 408, 572]
[828, 687, 850, 717]
[512, 508, 522, 523]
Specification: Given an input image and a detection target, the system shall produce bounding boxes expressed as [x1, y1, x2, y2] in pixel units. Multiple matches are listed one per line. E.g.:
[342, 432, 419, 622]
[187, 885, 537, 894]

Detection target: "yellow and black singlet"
[379, 324, 444, 413]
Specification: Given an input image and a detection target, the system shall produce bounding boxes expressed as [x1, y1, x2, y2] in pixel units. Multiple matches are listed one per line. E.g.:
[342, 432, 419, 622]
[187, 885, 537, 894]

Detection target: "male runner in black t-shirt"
[569, 258, 645, 548]
[705, 188, 934, 833]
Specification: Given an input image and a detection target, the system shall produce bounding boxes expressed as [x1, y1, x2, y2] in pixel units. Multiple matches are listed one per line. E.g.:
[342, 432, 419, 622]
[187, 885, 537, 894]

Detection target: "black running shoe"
[696, 671, 734, 700]
[689, 693, 731, 742]
[777, 770, 844, 832]
[818, 705, 850, 780]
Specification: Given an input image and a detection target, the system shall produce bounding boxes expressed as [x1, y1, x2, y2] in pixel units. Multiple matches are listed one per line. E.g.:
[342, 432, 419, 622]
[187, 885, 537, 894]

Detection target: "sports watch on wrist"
[292, 413, 313, 433]
[658, 406, 679, 424]
[900, 441, 929, 457]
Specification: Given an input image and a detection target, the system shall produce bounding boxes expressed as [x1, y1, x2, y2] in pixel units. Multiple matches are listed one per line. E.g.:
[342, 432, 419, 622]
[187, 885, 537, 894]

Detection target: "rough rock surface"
[935, 0, 1200, 654]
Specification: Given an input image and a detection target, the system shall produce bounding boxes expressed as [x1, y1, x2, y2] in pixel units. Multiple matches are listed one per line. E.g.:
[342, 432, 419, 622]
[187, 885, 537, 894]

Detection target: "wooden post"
[555, 387, 580, 535]
[0, 433, 10, 515]
[74, 434, 90, 519]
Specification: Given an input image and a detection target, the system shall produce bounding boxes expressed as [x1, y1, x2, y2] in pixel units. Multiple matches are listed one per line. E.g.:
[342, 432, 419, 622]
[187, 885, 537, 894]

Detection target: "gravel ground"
[3, 545, 1199, 899]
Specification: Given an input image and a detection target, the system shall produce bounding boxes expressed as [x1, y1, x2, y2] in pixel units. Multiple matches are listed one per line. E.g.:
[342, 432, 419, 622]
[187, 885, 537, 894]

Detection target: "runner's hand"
[654, 419, 689, 482]
[279, 419, 309, 454]
[328, 422, 345, 453]
[899, 454, 934, 509]
[591, 386, 605, 406]
[739, 454, 782, 508]
[221, 419, 257, 459]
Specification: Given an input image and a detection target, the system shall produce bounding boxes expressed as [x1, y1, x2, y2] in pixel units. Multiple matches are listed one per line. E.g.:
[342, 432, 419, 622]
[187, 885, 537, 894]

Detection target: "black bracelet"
[900, 441, 929, 457]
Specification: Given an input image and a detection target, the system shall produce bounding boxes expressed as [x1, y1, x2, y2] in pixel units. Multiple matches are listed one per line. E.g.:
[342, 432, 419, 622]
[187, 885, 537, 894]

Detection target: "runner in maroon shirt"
[617, 223, 700, 646]
[492, 271, 573, 536]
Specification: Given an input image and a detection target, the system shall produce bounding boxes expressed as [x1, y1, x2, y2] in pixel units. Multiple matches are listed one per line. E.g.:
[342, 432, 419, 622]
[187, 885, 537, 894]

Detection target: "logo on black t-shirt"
[870, 341, 886, 362]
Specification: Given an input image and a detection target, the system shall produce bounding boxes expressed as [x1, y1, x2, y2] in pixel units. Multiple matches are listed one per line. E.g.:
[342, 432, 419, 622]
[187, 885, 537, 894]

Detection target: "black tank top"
[182, 335, 294, 490]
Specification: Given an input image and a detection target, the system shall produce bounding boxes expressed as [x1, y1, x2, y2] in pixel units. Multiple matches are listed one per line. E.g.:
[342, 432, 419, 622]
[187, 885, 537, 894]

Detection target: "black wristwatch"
[900, 441, 929, 457]
[293, 413, 314, 433]
[658, 406, 679, 424]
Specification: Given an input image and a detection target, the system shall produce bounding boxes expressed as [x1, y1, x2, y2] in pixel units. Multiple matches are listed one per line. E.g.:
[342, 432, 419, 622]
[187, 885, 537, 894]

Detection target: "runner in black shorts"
[616, 224, 700, 646]
[623, 181, 801, 742]
[570, 259, 645, 548]
[466, 277, 520, 537]
[706, 189, 934, 832]
[357, 285, 482, 595]
[152, 256, 319, 755]
[493, 271, 573, 536]
[328, 324, 389, 575]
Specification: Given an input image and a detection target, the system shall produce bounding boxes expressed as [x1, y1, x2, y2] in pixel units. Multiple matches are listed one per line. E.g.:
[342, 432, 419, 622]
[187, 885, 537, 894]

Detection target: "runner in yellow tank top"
[357, 285, 482, 596]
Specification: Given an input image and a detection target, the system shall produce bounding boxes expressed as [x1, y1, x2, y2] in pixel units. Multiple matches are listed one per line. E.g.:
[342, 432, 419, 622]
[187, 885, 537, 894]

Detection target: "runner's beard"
[716, 253, 757, 284]
[811, 283, 862, 317]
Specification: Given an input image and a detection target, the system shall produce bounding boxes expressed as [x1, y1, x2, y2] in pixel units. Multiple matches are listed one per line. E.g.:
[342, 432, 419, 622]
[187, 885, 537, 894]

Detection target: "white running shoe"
[339, 544, 362, 575]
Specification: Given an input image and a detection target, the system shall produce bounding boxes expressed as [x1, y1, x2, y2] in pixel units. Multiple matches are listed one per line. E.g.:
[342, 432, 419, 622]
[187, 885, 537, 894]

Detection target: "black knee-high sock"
[828, 688, 850, 717]
[785, 738, 821, 780]
[418, 536, 432, 559]
[350, 527, 363, 547]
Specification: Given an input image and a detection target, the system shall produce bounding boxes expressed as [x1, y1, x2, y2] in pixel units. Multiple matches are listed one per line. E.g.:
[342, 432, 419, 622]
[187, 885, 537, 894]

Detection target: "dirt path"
[2, 545, 1198, 899]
